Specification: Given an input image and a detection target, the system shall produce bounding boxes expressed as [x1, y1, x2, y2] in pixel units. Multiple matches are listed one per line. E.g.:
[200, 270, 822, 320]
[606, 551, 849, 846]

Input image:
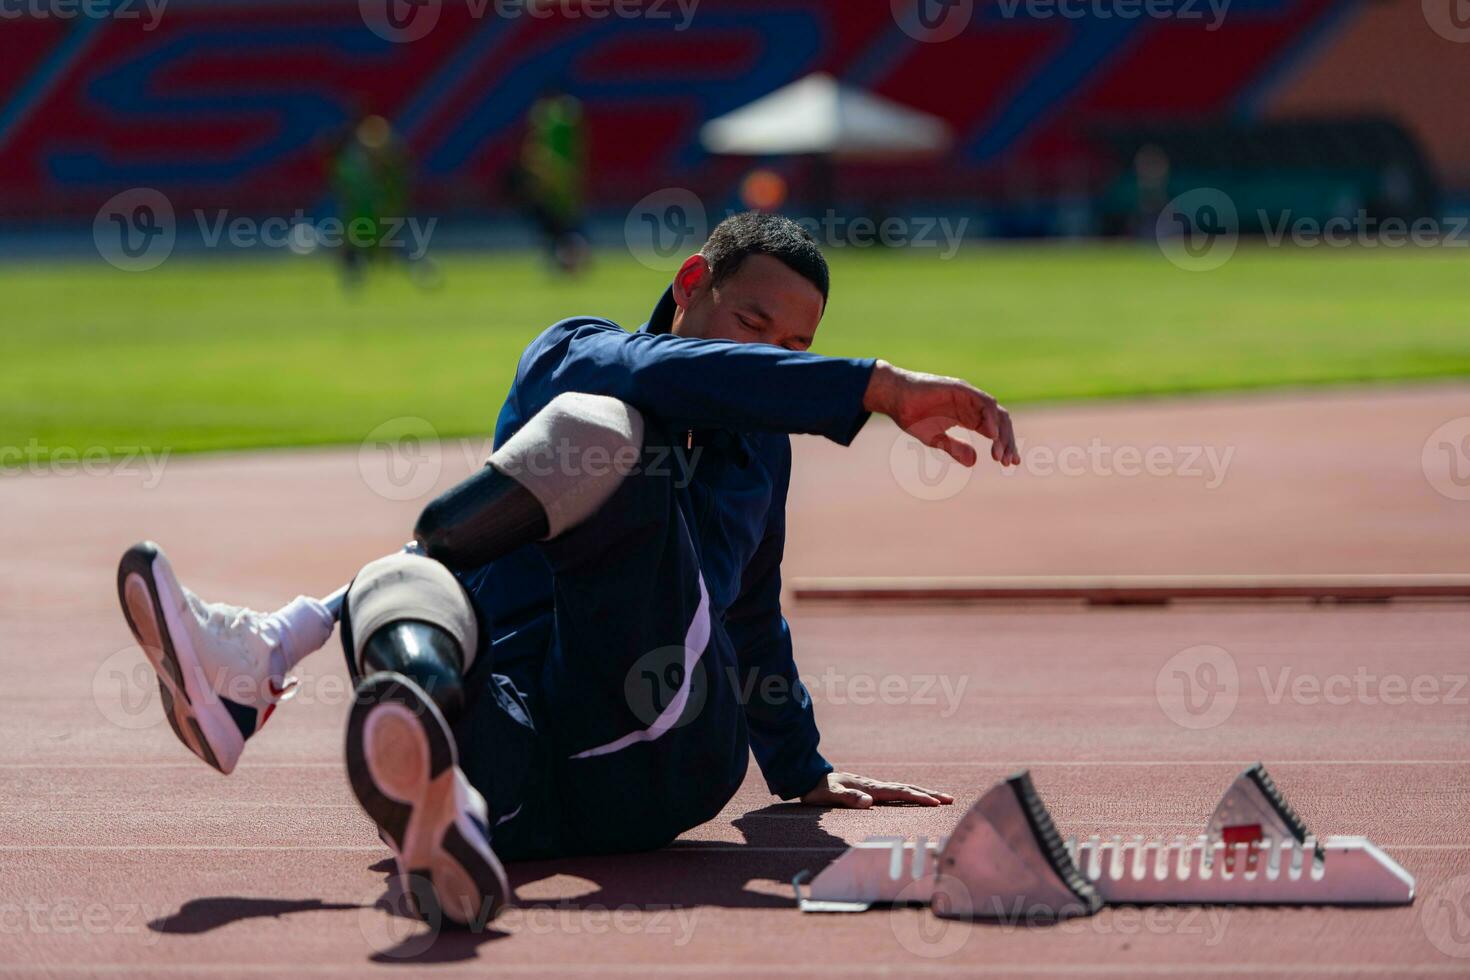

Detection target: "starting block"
[794, 764, 1414, 918]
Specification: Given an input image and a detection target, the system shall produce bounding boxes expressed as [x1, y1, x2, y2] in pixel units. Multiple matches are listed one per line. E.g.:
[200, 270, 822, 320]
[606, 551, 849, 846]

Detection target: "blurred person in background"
[514, 87, 589, 274]
[328, 112, 440, 289]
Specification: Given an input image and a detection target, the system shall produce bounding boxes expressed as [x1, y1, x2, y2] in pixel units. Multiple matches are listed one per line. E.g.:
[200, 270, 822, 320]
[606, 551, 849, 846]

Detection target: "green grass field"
[4, 244, 1468, 459]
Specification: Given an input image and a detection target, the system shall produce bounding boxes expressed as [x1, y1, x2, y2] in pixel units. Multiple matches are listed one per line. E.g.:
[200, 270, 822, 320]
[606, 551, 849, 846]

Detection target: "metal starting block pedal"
[794, 765, 1414, 918]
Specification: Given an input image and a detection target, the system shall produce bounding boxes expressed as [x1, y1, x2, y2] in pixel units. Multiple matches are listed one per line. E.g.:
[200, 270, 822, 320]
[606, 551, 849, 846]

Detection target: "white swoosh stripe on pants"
[567, 572, 711, 760]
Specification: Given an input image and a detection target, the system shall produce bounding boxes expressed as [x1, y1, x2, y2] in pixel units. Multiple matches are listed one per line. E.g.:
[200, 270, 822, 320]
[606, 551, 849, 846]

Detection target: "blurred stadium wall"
[0, 0, 1460, 231]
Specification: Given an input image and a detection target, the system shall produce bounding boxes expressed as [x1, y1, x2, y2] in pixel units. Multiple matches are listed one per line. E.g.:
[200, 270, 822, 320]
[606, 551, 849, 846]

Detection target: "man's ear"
[671, 254, 711, 309]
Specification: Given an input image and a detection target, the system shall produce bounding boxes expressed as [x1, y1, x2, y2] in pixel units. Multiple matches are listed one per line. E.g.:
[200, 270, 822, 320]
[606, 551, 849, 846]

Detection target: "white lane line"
[2, 759, 1468, 770]
[0, 843, 1463, 853]
[0, 761, 343, 769]
[0, 844, 383, 852]
[0, 803, 359, 812]
[839, 760, 1470, 767]
[0, 964, 1464, 976]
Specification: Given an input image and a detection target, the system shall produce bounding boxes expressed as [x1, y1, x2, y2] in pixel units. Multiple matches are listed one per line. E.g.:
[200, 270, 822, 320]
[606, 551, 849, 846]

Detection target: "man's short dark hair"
[701, 211, 829, 303]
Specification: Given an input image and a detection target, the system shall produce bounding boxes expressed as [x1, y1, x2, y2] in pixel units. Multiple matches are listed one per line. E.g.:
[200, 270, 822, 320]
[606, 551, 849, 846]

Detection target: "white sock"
[267, 596, 337, 681]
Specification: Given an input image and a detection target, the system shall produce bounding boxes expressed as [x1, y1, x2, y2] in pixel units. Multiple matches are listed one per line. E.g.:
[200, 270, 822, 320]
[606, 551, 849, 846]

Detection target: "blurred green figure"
[518, 90, 589, 273]
[329, 114, 438, 288]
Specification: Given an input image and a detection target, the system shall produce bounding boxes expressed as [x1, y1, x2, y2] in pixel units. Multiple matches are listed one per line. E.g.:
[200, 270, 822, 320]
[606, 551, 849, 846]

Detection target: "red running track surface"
[2, 386, 1468, 977]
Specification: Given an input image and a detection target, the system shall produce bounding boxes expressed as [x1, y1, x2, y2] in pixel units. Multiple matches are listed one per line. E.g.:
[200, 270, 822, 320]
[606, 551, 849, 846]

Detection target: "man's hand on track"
[863, 360, 1020, 468]
[800, 771, 955, 808]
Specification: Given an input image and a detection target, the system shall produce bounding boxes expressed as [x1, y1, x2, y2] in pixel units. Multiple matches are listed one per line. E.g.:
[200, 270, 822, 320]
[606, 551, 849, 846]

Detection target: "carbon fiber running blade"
[932, 771, 1101, 921]
[1208, 763, 1324, 862]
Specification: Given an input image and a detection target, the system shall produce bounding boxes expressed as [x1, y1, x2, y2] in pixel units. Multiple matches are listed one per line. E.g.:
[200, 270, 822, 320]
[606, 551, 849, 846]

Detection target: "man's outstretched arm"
[511, 320, 1021, 466]
[514, 320, 874, 445]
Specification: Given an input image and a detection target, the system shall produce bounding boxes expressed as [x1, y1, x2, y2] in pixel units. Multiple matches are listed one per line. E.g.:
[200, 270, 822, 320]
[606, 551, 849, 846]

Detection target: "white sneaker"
[115, 541, 333, 774]
[347, 672, 509, 929]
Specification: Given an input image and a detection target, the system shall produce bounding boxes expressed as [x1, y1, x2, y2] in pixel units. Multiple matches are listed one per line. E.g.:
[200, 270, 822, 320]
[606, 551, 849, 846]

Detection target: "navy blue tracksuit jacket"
[452, 288, 875, 859]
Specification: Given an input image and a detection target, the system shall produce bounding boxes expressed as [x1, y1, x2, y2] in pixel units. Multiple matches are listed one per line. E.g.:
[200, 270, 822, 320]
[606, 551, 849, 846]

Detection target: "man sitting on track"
[116, 212, 1021, 928]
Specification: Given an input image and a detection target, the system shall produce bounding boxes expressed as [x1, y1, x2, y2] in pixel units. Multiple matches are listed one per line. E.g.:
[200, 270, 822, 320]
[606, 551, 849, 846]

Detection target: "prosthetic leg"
[116, 393, 645, 928]
[339, 393, 644, 928]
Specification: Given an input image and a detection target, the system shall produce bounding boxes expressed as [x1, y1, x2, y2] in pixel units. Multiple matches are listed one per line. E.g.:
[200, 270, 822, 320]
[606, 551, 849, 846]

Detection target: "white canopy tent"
[699, 73, 952, 160]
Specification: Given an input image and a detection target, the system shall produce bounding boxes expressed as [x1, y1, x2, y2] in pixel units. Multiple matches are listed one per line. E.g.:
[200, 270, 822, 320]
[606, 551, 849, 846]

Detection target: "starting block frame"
[794, 765, 1415, 918]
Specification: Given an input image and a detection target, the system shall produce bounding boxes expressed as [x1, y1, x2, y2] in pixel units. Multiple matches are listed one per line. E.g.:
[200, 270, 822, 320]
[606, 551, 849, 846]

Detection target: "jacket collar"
[640, 286, 677, 336]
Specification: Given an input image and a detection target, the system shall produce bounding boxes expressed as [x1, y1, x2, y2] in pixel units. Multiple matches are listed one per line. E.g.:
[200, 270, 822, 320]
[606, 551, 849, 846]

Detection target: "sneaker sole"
[347, 673, 509, 929]
[115, 541, 243, 774]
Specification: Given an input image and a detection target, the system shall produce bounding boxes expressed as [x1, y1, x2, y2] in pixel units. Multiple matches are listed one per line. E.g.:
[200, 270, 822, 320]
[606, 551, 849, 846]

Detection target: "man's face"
[669, 253, 824, 352]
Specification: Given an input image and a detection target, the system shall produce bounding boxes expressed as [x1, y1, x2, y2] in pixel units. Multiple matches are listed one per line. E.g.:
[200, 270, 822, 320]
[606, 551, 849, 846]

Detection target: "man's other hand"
[801, 771, 955, 808]
[863, 360, 1020, 467]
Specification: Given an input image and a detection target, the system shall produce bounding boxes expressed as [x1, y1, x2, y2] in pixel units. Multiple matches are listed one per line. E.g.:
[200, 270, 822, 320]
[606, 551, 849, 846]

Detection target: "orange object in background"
[740, 169, 789, 212]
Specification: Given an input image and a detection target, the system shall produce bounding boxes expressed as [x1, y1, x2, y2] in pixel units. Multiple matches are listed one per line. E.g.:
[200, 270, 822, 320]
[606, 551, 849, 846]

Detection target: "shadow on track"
[145, 804, 846, 964]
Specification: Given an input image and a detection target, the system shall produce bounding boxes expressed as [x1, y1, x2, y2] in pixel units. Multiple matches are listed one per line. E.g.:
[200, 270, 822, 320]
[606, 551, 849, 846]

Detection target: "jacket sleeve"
[514, 319, 874, 445]
[723, 439, 833, 799]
